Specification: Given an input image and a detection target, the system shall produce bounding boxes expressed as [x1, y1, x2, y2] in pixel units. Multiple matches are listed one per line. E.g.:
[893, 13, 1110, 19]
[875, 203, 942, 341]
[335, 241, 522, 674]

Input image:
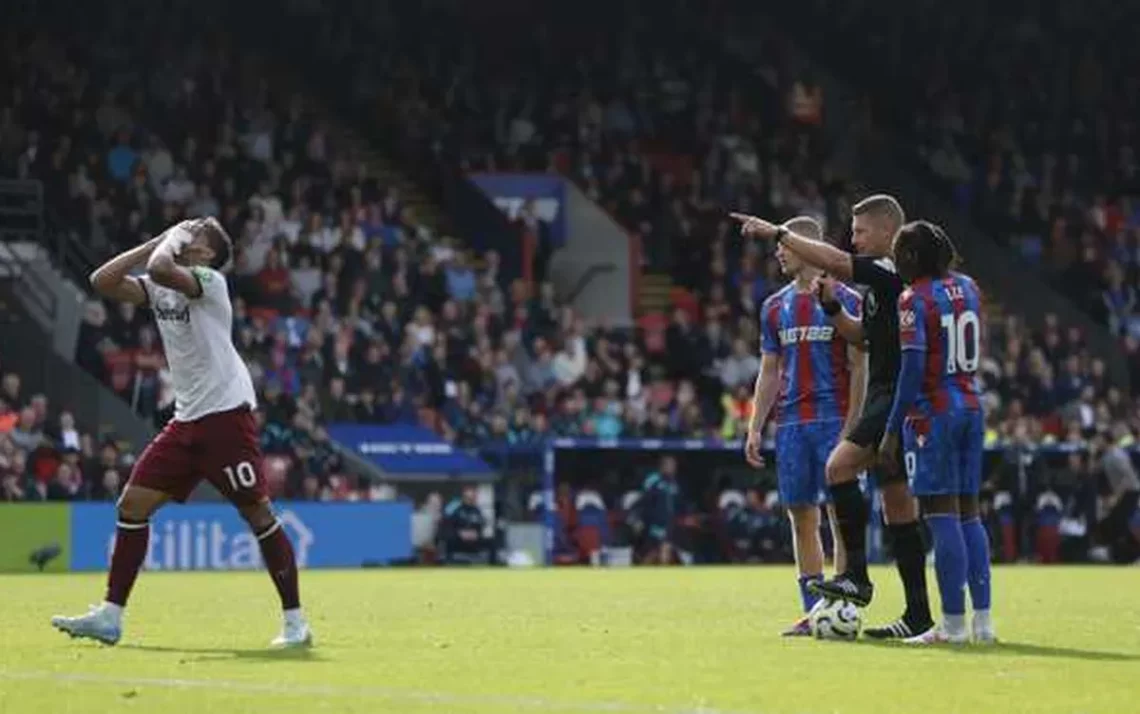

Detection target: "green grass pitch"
[1, 566, 1137, 714]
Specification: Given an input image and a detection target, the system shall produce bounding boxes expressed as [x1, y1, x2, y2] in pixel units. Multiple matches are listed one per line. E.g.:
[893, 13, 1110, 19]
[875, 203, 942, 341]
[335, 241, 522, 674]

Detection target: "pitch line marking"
[0, 670, 761, 714]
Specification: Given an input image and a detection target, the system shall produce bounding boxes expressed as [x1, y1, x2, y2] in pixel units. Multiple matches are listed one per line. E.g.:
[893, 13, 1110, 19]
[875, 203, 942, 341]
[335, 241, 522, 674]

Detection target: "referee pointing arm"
[731, 195, 935, 640]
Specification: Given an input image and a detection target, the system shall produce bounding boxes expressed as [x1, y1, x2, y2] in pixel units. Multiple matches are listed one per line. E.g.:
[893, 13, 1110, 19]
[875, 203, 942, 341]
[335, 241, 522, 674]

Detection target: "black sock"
[829, 480, 868, 581]
[890, 521, 932, 624]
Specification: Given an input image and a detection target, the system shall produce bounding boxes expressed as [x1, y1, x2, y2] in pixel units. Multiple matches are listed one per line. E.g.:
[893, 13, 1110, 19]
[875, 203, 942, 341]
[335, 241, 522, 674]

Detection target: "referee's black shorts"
[846, 386, 906, 484]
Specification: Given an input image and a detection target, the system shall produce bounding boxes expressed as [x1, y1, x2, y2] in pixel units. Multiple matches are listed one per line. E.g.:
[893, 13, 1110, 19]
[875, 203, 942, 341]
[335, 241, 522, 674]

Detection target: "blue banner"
[517, 437, 1119, 455]
[69, 501, 413, 571]
[328, 424, 493, 475]
[469, 173, 566, 246]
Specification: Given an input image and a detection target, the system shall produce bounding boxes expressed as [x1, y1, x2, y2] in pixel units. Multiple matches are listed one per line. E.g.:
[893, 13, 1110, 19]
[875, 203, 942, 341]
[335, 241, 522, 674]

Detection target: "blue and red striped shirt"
[760, 282, 862, 426]
[897, 271, 983, 417]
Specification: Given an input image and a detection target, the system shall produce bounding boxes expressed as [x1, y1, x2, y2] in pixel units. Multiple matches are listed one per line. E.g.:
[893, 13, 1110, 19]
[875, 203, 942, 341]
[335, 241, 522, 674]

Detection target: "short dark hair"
[929, 222, 960, 271]
[203, 220, 233, 271]
[895, 220, 958, 279]
[852, 194, 906, 230]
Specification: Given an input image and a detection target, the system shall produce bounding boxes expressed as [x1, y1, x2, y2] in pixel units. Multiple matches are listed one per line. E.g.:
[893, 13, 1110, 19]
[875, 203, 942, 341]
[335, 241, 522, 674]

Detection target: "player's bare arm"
[841, 345, 866, 441]
[729, 213, 854, 281]
[89, 235, 166, 305]
[745, 353, 780, 468]
[146, 220, 206, 297]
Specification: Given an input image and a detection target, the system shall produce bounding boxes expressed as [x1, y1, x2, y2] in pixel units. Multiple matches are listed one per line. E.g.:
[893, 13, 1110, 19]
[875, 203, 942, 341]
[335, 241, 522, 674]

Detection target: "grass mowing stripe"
[0, 670, 762, 714]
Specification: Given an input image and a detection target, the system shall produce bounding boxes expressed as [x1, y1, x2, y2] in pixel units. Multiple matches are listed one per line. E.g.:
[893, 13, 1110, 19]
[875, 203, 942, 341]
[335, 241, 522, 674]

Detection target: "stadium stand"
[253, 0, 1139, 556]
[2, 0, 1137, 564]
[0, 352, 129, 503]
[777, 0, 1140, 342]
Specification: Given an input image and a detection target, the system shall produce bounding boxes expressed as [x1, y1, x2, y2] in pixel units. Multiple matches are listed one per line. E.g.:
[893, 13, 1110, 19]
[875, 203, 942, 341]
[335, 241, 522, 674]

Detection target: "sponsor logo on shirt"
[154, 293, 190, 323]
[779, 325, 835, 345]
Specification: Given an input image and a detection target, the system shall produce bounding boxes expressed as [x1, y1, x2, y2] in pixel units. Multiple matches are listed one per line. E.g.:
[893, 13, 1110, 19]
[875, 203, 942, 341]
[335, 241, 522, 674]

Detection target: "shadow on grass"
[858, 638, 1140, 662]
[119, 643, 325, 663]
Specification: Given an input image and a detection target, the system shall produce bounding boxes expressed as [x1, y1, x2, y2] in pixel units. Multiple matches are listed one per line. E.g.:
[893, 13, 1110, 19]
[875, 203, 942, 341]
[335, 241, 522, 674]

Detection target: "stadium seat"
[648, 382, 676, 410]
[636, 312, 668, 354]
[1035, 492, 1064, 564]
[575, 525, 604, 563]
[669, 288, 700, 323]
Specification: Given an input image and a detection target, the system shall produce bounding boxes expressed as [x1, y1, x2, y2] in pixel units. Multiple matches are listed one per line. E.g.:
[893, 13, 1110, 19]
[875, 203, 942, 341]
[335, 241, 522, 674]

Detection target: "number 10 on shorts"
[224, 461, 257, 490]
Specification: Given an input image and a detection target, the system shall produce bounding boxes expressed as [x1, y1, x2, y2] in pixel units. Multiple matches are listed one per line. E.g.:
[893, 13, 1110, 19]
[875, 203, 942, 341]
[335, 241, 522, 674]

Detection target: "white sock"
[283, 608, 305, 627]
[944, 613, 967, 636]
[973, 609, 992, 631]
[100, 602, 124, 623]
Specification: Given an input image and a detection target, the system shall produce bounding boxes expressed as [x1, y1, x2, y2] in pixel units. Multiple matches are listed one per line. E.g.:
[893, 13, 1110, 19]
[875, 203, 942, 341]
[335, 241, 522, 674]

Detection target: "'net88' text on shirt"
[140, 267, 257, 422]
[761, 282, 863, 425]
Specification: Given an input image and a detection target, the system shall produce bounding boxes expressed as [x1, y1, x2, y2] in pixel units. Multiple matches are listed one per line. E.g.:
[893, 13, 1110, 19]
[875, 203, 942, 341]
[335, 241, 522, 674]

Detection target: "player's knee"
[116, 488, 160, 522]
[880, 482, 916, 521]
[788, 506, 820, 535]
[825, 446, 859, 485]
[239, 501, 276, 534]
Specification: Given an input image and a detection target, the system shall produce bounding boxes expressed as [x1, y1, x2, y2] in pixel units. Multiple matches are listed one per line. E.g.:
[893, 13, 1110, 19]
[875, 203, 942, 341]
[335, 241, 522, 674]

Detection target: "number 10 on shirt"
[940, 311, 979, 374]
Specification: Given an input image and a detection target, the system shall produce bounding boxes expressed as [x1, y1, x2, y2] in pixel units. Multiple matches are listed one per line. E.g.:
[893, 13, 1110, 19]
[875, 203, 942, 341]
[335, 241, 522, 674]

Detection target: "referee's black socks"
[829, 480, 869, 582]
[889, 521, 933, 624]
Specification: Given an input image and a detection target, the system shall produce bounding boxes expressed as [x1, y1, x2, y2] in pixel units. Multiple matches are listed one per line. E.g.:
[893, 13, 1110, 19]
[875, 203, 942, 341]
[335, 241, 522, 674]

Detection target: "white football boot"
[904, 622, 970, 645]
[271, 611, 314, 649]
[51, 604, 122, 645]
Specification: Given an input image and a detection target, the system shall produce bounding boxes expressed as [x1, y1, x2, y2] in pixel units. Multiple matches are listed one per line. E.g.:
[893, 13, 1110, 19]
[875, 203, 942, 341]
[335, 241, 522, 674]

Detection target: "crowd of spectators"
[286, 3, 1140, 443]
[0, 357, 130, 503]
[271, 0, 1140, 561]
[2, 0, 1137, 562]
[790, 0, 1140, 343]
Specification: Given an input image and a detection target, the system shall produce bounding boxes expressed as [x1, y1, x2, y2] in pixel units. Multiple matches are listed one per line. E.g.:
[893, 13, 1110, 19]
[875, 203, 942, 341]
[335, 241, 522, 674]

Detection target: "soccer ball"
[809, 598, 862, 640]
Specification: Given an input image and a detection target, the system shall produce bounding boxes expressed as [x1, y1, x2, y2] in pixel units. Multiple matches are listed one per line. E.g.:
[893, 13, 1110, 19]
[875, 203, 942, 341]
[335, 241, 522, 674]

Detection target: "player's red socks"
[256, 521, 301, 610]
[105, 519, 150, 606]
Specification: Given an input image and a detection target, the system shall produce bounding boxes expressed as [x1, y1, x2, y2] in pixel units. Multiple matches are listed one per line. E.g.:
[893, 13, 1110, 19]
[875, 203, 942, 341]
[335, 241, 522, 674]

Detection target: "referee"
[731, 195, 934, 639]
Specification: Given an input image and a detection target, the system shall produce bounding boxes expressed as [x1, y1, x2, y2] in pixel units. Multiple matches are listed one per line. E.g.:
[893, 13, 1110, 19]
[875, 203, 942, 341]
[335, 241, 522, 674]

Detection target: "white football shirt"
[140, 266, 257, 422]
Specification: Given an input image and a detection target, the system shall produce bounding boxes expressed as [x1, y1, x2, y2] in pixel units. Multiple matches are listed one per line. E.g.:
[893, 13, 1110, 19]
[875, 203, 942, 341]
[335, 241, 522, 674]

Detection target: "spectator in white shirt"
[719, 338, 761, 391]
[278, 205, 305, 244]
[142, 135, 173, 193]
[248, 180, 284, 229]
[552, 335, 587, 387]
[162, 165, 195, 204]
[57, 412, 82, 452]
[408, 307, 436, 347]
[332, 210, 366, 252]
